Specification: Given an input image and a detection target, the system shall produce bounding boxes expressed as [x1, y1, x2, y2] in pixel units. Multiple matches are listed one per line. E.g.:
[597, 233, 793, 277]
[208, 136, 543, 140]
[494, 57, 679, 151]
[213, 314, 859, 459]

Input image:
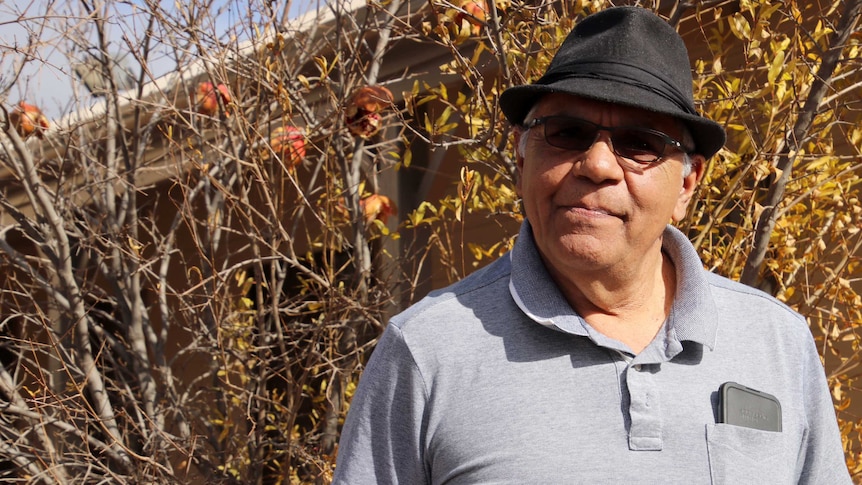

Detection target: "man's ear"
[672, 154, 706, 222]
[513, 127, 525, 196]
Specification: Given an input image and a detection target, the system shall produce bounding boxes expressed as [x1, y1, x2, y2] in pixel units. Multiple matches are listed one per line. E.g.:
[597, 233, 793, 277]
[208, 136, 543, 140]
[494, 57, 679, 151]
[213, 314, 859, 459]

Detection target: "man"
[333, 6, 850, 484]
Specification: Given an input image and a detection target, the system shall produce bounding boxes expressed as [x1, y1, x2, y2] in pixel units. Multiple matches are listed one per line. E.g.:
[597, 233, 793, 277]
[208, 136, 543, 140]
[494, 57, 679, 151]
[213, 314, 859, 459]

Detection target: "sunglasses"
[524, 116, 691, 166]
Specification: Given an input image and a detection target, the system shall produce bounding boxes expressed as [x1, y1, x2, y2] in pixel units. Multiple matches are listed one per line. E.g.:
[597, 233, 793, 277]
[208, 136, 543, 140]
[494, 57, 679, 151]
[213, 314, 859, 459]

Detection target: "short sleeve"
[332, 324, 429, 484]
[796, 331, 852, 484]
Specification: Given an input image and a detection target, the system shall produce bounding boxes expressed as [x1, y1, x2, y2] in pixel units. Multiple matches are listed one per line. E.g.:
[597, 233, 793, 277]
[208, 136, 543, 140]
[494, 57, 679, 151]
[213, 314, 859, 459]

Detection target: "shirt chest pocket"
[706, 424, 795, 485]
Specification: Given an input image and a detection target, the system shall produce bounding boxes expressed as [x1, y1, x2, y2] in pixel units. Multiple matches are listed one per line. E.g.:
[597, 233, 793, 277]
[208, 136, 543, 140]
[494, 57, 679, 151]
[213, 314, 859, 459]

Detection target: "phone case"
[718, 381, 782, 432]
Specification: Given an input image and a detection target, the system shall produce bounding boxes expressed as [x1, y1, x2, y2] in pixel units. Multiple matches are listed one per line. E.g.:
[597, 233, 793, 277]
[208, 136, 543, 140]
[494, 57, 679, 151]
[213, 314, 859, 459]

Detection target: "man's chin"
[547, 236, 619, 271]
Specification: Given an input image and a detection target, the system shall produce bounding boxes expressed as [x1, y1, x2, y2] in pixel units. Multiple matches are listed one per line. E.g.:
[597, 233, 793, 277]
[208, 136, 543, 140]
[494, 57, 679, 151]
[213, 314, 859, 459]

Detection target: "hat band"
[537, 61, 697, 116]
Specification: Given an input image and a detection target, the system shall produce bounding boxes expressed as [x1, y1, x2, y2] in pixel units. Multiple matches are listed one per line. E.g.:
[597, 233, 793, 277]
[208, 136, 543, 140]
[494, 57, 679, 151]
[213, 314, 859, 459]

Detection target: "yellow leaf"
[128, 237, 143, 257]
[768, 49, 785, 84]
[729, 13, 751, 40]
[297, 74, 310, 89]
[315, 56, 328, 73]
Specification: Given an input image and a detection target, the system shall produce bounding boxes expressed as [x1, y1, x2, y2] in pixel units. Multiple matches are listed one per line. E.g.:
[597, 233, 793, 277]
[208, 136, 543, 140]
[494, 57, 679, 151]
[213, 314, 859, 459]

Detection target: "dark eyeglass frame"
[523, 115, 692, 167]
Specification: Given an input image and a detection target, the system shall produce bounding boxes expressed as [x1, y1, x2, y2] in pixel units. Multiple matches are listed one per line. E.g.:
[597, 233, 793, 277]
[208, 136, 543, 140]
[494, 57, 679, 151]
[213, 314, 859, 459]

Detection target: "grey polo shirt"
[333, 222, 850, 484]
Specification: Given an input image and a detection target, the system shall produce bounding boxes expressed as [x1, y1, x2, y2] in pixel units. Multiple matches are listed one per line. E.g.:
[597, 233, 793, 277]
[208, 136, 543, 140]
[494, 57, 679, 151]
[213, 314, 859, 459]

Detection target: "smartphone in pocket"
[718, 381, 782, 432]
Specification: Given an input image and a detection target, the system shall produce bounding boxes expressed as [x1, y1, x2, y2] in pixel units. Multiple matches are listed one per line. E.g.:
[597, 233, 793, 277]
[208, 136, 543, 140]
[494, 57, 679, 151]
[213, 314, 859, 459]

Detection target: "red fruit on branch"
[345, 85, 394, 139]
[455, 0, 488, 34]
[196, 81, 231, 116]
[360, 194, 397, 224]
[9, 102, 50, 139]
[269, 125, 306, 169]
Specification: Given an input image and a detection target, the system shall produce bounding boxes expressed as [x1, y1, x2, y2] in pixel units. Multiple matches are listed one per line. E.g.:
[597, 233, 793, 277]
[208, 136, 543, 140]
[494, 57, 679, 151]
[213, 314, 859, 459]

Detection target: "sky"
[0, 0, 319, 120]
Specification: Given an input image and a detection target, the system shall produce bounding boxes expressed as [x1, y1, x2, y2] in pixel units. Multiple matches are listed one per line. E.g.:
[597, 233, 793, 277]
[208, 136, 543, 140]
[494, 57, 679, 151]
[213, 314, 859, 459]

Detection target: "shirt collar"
[509, 220, 718, 352]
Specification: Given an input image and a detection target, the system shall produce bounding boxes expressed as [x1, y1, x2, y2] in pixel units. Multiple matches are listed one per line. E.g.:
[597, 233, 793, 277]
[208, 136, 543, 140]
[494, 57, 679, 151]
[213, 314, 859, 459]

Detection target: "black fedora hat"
[500, 6, 726, 159]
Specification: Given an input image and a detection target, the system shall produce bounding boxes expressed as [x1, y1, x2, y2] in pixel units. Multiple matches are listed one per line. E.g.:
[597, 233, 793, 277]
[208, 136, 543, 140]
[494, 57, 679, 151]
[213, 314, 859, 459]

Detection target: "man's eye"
[550, 122, 593, 140]
[555, 128, 587, 139]
[617, 131, 663, 153]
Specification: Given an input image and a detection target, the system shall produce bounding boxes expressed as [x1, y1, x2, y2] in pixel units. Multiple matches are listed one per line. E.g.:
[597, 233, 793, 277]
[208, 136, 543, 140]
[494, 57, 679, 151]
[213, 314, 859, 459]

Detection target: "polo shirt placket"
[626, 361, 662, 450]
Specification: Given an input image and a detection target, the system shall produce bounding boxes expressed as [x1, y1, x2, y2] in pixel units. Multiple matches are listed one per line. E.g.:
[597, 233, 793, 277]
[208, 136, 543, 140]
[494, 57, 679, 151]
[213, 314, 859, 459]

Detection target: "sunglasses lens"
[613, 129, 667, 163]
[542, 118, 597, 151]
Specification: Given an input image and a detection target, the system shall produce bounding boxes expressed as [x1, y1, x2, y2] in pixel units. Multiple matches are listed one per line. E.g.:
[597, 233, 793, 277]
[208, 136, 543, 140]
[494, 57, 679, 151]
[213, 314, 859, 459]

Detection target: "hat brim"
[500, 77, 726, 159]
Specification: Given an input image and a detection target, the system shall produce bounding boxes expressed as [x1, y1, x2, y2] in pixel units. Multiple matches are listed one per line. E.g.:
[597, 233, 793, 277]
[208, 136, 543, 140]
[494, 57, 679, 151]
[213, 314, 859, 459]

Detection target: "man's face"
[514, 94, 705, 279]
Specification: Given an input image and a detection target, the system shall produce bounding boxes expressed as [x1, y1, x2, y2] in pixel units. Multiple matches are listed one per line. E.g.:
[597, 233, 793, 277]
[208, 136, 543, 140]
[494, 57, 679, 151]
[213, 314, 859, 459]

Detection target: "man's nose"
[571, 132, 625, 183]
